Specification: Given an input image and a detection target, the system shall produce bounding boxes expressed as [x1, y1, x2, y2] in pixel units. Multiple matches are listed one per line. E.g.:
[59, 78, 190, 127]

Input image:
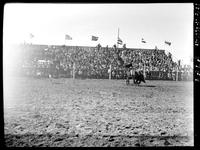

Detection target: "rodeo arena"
[4, 37, 194, 147]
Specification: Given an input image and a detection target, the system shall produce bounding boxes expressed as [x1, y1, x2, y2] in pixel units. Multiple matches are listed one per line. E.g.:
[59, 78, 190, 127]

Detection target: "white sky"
[3, 3, 193, 65]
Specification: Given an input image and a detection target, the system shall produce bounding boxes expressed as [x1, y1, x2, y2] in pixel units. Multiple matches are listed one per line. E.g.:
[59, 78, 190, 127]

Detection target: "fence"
[19, 66, 193, 81]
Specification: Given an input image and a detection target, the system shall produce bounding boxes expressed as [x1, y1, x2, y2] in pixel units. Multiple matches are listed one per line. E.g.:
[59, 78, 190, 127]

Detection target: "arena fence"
[19, 67, 192, 81]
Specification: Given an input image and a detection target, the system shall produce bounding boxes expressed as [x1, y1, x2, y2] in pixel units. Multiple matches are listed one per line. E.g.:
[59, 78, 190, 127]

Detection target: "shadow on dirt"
[128, 84, 156, 87]
[138, 85, 156, 87]
[4, 134, 192, 147]
[52, 82, 63, 84]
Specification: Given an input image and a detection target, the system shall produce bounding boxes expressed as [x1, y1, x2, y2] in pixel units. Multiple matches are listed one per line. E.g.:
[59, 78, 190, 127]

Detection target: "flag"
[165, 41, 171, 46]
[117, 37, 123, 45]
[30, 33, 34, 39]
[141, 38, 146, 43]
[92, 36, 98, 41]
[65, 34, 72, 40]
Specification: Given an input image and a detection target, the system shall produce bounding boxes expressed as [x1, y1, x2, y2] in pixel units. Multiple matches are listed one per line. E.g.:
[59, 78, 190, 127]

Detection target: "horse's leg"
[126, 75, 129, 85]
[134, 77, 137, 84]
[126, 69, 130, 85]
[132, 75, 135, 85]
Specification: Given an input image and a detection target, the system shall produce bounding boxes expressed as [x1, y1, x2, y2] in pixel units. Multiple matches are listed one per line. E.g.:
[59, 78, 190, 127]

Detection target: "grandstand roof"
[18, 44, 165, 53]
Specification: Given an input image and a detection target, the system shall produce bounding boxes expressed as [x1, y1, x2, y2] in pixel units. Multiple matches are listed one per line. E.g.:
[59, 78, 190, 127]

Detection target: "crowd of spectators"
[15, 44, 192, 80]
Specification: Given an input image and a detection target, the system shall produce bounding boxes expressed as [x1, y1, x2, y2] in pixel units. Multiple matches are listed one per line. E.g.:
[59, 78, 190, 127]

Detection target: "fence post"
[73, 62, 76, 79]
[143, 62, 146, 78]
[176, 66, 178, 81]
[109, 64, 112, 80]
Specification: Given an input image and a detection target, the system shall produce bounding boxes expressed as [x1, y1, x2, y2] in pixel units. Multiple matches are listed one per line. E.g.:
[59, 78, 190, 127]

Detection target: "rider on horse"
[113, 45, 145, 85]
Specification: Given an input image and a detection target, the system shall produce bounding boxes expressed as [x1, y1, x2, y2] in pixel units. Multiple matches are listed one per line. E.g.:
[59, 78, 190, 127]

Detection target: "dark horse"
[126, 68, 146, 85]
[115, 52, 145, 85]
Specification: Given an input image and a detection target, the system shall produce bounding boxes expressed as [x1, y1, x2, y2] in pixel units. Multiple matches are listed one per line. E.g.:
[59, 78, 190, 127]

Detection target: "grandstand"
[11, 44, 193, 81]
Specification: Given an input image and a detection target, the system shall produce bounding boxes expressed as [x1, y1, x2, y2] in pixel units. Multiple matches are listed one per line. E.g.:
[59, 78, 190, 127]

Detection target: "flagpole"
[117, 28, 119, 48]
[109, 64, 112, 80]
[29, 33, 34, 45]
[64, 35, 66, 46]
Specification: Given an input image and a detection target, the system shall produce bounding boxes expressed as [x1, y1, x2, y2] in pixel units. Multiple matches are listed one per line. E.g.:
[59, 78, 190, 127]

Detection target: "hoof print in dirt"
[135, 142, 141, 147]
[164, 140, 171, 146]
[108, 137, 115, 142]
[160, 131, 167, 135]
[54, 138, 64, 142]
[149, 139, 154, 143]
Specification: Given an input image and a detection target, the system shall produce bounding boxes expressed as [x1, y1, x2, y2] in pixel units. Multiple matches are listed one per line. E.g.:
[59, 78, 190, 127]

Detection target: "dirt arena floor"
[4, 77, 193, 147]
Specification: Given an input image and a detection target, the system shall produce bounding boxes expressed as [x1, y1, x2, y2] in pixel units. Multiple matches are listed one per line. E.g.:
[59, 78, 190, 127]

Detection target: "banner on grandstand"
[92, 36, 98, 41]
[141, 38, 146, 43]
[65, 34, 72, 40]
[165, 41, 171, 46]
[117, 37, 123, 45]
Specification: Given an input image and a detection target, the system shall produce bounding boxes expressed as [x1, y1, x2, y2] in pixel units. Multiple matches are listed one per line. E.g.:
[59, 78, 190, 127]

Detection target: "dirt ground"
[4, 77, 193, 147]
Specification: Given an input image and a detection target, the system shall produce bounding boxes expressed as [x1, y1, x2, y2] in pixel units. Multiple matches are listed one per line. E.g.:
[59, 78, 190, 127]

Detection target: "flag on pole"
[141, 38, 146, 43]
[117, 37, 123, 45]
[91, 36, 98, 41]
[65, 34, 72, 40]
[165, 41, 171, 46]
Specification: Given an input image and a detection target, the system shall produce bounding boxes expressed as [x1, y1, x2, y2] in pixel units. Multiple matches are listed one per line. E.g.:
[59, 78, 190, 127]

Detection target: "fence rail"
[19, 67, 193, 81]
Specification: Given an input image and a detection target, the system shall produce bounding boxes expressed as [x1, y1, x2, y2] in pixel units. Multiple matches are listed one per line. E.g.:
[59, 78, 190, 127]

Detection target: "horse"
[125, 67, 145, 85]
[115, 53, 145, 85]
[133, 70, 146, 85]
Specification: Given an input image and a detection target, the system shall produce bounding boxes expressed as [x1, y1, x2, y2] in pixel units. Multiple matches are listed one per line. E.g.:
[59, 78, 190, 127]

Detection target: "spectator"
[17, 44, 192, 80]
